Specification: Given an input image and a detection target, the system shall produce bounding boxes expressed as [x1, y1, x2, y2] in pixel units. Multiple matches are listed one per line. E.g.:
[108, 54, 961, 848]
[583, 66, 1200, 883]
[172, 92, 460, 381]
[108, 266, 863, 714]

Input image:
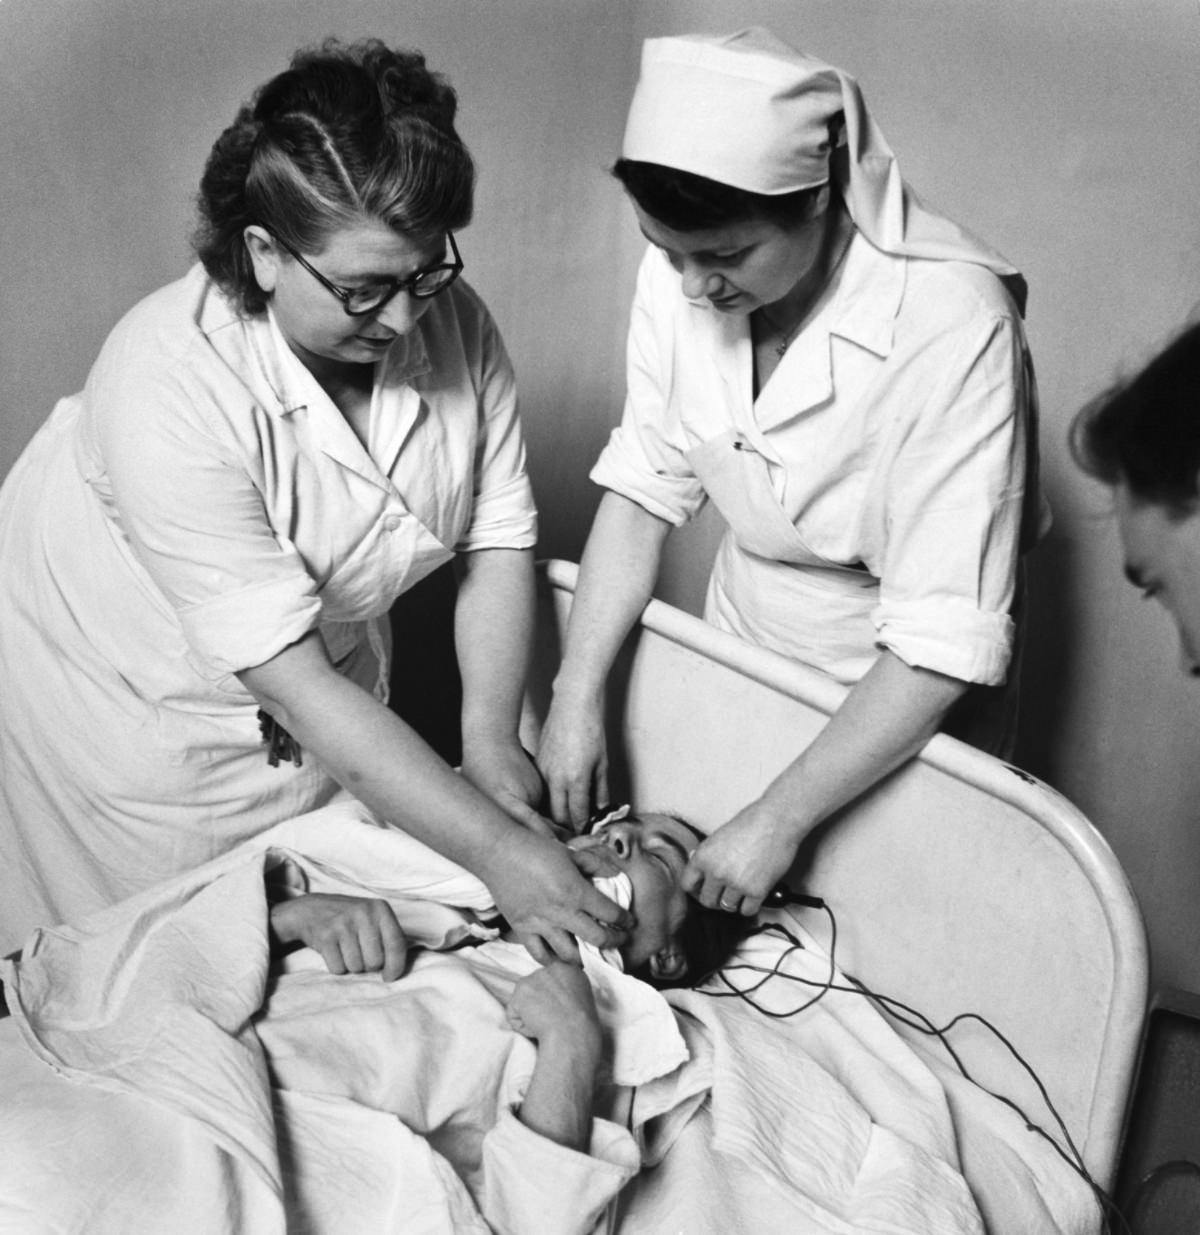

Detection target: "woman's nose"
[679, 260, 721, 301]
[373, 291, 425, 335]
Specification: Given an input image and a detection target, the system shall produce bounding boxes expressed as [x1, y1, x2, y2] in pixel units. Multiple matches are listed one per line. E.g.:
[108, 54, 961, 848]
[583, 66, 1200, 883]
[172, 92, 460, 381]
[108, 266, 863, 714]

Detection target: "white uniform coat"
[593, 235, 1037, 696]
[0, 265, 536, 952]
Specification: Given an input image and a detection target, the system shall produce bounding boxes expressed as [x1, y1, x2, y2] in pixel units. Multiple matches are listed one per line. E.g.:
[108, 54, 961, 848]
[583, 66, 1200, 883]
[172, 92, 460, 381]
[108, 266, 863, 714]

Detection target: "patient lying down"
[2, 804, 1094, 1235]
[253, 815, 750, 1230]
[266, 810, 748, 1161]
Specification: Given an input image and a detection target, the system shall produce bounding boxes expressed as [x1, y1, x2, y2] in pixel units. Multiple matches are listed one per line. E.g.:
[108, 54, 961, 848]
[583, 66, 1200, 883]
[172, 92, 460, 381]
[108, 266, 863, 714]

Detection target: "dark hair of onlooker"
[193, 37, 475, 315]
[612, 158, 824, 233]
[1070, 321, 1200, 515]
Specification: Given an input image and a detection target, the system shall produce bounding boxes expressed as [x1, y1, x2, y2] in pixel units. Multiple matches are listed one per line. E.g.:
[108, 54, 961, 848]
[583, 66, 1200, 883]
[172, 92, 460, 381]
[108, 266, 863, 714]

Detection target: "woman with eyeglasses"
[0, 39, 631, 965]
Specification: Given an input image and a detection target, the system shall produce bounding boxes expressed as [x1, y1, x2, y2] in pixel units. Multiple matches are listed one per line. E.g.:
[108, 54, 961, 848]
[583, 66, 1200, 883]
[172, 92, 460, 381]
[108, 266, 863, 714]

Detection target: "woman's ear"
[243, 225, 280, 296]
[649, 945, 687, 982]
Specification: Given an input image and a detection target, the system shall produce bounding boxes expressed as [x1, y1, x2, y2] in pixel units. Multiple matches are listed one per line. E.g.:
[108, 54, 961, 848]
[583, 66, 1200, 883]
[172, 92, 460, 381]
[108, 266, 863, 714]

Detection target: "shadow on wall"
[1013, 523, 1080, 783]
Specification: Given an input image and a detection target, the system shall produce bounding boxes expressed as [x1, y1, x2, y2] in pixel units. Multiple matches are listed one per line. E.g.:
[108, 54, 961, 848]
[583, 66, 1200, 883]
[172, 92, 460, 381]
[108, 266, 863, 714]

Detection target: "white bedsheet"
[0, 803, 1099, 1234]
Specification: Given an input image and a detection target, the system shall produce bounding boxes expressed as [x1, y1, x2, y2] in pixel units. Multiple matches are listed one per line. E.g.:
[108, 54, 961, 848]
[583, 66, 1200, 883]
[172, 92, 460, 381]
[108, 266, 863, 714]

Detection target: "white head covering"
[622, 28, 1027, 314]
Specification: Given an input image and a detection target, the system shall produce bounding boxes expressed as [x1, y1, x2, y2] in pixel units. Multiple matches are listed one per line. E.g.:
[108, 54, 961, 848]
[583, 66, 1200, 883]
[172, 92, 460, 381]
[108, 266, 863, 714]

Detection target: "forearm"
[516, 1029, 602, 1152]
[455, 547, 536, 746]
[761, 649, 968, 844]
[552, 492, 671, 705]
[238, 634, 522, 878]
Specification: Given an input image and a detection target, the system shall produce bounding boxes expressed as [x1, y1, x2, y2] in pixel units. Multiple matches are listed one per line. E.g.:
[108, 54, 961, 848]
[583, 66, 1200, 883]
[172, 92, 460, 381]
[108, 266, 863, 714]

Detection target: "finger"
[691, 876, 725, 912]
[567, 777, 595, 830]
[320, 942, 348, 976]
[595, 759, 610, 820]
[739, 894, 764, 918]
[338, 934, 365, 975]
[378, 912, 409, 982]
[548, 778, 571, 827]
[505, 800, 559, 838]
[718, 891, 744, 915]
[539, 926, 583, 965]
[579, 883, 635, 932]
[566, 905, 631, 951]
[357, 922, 386, 974]
[520, 930, 553, 966]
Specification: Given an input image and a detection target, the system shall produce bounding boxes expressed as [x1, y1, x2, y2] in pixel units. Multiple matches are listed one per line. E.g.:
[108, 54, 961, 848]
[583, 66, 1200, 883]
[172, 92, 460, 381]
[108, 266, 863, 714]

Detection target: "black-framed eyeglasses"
[273, 231, 463, 316]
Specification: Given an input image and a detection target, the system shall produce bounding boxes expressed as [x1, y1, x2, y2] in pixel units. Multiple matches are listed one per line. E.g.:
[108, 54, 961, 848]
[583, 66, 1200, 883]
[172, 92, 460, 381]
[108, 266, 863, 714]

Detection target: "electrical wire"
[701, 901, 1132, 1235]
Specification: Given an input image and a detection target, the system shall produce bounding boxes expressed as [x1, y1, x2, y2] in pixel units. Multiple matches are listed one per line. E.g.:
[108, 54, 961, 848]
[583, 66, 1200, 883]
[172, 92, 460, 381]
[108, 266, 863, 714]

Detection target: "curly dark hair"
[1070, 320, 1200, 514]
[193, 38, 475, 314]
[613, 158, 824, 233]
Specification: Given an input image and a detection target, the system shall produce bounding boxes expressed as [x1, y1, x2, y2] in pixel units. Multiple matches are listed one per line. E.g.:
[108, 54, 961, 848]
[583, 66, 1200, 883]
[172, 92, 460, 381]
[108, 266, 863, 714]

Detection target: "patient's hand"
[505, 962, 603, 1151]
[269, 893, 409, 982]
[506, 960, 602, 1046]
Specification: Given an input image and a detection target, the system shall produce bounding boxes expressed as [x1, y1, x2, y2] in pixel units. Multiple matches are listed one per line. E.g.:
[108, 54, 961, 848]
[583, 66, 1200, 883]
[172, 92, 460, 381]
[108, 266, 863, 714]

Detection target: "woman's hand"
[505, 960, 602, 1048]
[269, 893, 410, 982]
[682, 799, 801, 917]
[536, 692, 610, 833]
[461, 737, 555, 837]
[484, 828, 633, 965]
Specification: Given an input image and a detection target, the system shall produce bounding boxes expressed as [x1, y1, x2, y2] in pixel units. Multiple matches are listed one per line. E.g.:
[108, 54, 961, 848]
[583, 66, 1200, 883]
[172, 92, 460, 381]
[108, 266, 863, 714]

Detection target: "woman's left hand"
[461, 738, 556, 838]
[682, 799, 800, 917]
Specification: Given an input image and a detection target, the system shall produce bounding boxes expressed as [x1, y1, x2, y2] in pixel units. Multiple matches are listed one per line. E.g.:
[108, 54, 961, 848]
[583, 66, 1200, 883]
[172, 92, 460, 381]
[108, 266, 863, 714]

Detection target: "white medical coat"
[593, 235, 1036, 691]
[0, 265, 536, 953]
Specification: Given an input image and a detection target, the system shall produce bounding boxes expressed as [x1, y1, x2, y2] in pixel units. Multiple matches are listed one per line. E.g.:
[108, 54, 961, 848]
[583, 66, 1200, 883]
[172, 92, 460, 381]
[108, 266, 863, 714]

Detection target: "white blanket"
[0, 804, 1098, 1235]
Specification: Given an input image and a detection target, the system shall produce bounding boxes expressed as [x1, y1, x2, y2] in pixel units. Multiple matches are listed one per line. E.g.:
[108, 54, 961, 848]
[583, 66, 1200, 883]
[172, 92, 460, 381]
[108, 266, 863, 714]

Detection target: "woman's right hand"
[536, 693, 610, 832]
[484, 827, 632, 965]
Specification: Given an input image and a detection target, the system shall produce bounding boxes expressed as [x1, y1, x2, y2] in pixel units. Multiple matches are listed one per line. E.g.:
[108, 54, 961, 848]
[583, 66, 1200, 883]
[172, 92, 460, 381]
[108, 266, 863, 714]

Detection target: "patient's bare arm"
[269, 893, 409, 982]
[505, 961, 603, 1151]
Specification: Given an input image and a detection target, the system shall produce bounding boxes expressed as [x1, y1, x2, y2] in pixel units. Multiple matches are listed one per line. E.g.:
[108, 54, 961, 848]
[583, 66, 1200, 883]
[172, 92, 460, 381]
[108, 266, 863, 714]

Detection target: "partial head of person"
[614, 27, 1026, 319]
[567, 810, 752, 989]
[1071, 321, 1200, 676]
[193, 38, 473, 374]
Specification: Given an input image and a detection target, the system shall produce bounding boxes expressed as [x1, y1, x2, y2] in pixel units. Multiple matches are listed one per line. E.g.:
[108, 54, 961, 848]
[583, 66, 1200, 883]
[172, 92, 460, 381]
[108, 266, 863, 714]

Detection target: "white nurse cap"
[622, 28, 1027, 313]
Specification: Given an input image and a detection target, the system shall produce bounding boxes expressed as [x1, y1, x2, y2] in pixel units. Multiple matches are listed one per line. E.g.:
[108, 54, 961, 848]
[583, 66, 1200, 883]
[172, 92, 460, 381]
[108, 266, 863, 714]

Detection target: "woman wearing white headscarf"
[538, 29, 1042, 917]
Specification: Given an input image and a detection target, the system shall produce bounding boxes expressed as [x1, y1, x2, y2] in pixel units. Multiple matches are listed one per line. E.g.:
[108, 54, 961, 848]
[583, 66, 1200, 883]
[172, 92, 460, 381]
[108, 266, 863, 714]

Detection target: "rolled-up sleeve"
[872, 312, 1028, 685]
[590, 251, 707, 526]
[478, 1108, 640, 1235]
[91, 359, 321, 675]
[457, 309, 537, 552]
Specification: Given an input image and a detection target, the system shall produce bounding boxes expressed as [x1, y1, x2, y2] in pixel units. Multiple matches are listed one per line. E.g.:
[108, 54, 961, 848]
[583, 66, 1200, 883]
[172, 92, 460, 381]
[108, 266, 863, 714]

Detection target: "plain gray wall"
[3, 0, 1200, 995]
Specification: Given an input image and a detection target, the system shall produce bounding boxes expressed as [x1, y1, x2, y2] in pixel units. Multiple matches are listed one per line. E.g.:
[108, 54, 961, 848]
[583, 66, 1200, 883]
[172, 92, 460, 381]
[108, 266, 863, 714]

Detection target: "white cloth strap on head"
[621, 27, 1027, 315]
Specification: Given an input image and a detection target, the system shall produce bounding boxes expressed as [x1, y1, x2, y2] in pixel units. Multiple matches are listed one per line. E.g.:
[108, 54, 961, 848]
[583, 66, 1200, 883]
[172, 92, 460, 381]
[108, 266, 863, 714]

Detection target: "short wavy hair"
[1070, 320, 1200, 515]
[193, 38, 475, 314]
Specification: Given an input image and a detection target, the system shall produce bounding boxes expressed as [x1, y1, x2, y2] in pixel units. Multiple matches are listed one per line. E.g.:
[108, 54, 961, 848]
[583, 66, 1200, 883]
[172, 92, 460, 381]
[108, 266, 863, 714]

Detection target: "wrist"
[549, 667, 605, 711]
[539, 1020, 603, 1067]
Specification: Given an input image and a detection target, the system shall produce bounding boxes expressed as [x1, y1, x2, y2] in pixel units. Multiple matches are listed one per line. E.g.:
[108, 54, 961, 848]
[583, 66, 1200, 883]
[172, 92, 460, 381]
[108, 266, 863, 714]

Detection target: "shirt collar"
[824, 229, 903, 358]
[244, 305, 434, 416]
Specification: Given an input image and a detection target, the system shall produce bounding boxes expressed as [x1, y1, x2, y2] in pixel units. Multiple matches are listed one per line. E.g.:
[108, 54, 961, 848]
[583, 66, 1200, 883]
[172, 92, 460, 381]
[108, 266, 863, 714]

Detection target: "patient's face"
[567, 813, 696, 976]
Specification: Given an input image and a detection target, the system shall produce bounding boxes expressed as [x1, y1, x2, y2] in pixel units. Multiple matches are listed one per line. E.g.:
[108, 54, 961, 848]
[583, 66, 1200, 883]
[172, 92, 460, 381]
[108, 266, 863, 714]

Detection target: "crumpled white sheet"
[620, 921, 1100, 1235]
[0, 803, 1100, 1235]
[0, 804, 677, 1235]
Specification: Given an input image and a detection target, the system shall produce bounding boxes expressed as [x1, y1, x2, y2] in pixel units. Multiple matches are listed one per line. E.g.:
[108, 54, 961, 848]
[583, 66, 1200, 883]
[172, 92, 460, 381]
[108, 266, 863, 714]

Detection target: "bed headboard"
[521, 559, 1148, 1190]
